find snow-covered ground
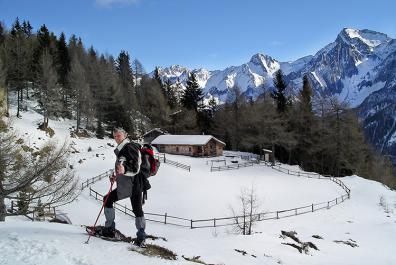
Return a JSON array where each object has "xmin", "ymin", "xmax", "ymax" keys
[{"xmin": 1, "ymin": 101, "xmax": 396, "ymax": 265}]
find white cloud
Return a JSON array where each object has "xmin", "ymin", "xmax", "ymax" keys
[{"xmin": 95, "ymin": 0, "xmax": 139, "ymax": 7}]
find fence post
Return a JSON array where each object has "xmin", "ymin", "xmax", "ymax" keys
[
  {"xmin": 312, "ymin": 204, "xmax": 314, "ymax": 212},
  {"xmin": 214, "ymin": 218, "xmax": 216, "ymax": 227},
  {"xmin": 11, "ymin": 201, "xmax": 14, "ymax": 212},
  {"xmin": 295, "ymin": 208, "xmax": 297, "ymax": 215},
  {"xmin": 336, "ymin": 198, "xmax": 338, "ymax": 204},
  {"xmin": 124, "ymin": 204, "xmax": 127, "ymax": 214},
  {"xmin": 327, "ymin": 201, "xmax": 330, "ymax": 209},
  {"xmin": 276, "ymin": 211, "xmax": 279, "ymax": 219},
  {"xmin": 165, "ymin": 213, "xmax": 167, "ymax": 225},
  {"xmin": 190, "ymin": 219, "xmax": 193, "ymax": 229}
]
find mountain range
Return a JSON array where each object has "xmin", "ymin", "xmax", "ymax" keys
[{"xmin": 154, "ymin": 28, "xmax": 396, "ymax": 164}]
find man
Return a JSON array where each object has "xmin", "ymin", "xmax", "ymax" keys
[{"xmin": 102, "ymin": 127, "xmax": 147, "ymax": 247}]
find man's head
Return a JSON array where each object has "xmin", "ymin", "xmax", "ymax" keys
[{"xmin": 113, "ymin": 127, "xmax": 127, "ymax": 145}]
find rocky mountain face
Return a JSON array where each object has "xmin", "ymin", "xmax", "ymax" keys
[{"xmin": 155, "ymin": 28, "xmax": 396, "ymax": 163}]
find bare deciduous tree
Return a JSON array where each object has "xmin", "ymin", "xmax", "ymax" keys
[
  {"xmin": 230, "ymin": 185, "xmax": 261, "ymax": 235},
  {"xmin": 0, "ymin": 127, "xmax": 79, "ymax": 221}
]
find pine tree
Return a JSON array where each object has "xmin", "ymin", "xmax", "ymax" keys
[
  {"xmin": 271, "ymin": 69, "xmax": 290, "ymax": 113},
  {"xmin": 22, "ymin": 20, "xmax": 32, "ymax": 37},
  {"xmin": 6, "ymin": 18, "xmax": 29, "ymax": 117},
  {"xmin": 56, "ymin": 32, "xmax": 70, "ymax": 88},
  {"xmin": 164, "ymin": 78, "xmax": 178, "ymax": 109},
  {"xmin": 181, "ymin": 72, "xmax": 203, "ymax": 112},
  {"xmin": 0, "ymin": 22, "xmax": 5, "ymax": 45},
  {"xmin": 116, "ymin": 50, "xmax": 135, "ymax": 106}
]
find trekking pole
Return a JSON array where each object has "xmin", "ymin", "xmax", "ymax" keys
[{"xmin": 85, "ymin": 174, "xmax": 116, "ymax": 244}]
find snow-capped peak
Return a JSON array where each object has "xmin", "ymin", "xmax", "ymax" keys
[
  {"xmin": 338, "ymin": 28, "xmax": 391, "ymax": 48},
  {"xmin": 160, "ymin": 64, "xmax": 190, "ymax": 77},
  {"xmin": 249, "ymin": 53, "xmax": 280, "ymax": 75}
]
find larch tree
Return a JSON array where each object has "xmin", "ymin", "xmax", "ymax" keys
[
  {"xmin": 38, "ymin": 49, "xmax": 62, "ymax": 129},
  {"xmin": 68, "ymin": 56, "xmax": 89, "ymax": 133}
]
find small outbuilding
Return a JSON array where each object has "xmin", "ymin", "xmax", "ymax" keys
[{"xmin": 151, "ymin": 135, "xmax": 226, "ymax": 157}]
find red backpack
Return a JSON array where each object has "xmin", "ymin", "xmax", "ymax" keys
[{"xmin": 140, "ymin": 144, "xmax": 160, "ymax": 177}]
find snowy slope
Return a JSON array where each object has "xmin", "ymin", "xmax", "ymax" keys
[{"xmin": 1, "ymin": 101, "xmax": 396, "ymax": 265}]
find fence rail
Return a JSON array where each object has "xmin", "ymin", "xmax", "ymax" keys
[
  {"xmin": 156, "ymin": 153, "xmax": 191, "ymax": 172},
  {"xmin": 81, "ymin": 169, "xmax": 114, "ymax": 190},
  {"xmin": 89, "ymin": 187, "xmax": 191, "ymax": 228},
  {"xmin": 6, "ymin": 200, "xmax": 58, "ymax": 221},
  {"xmin": 210, "ymin": 161, "xmax": 258, "ymax": 172},
  {"xmin": 270, "ymin": 164, "xmax": 351, "ymax": 196}
]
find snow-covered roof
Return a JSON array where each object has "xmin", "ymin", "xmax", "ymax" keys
[
  {"xmin": 152, "ymin": 135, "xmax": 226, "ymax": 146},
  {"xmin": 143, "ymin": 128, "xmax": 167, "ymax": 137}
]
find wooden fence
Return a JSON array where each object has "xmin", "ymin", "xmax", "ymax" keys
[
  {"xmin": 210, "ymin": 161, "xmax": 258, "ymax": 172},
  {"xmin": 88, "ymin": 169, "xmax": 350, "ymax": 229},
  {"xmin": 7, "ymin": 200, "xmax": 58, "ymax": 221},
  {"xmin": 89, "ymin": 187, "xmax": 191, "ymax": 228},
  {"xmin": 270, "ymin": 164, "xmax": 351, "ymax": 195},
  {"xmin": 156, "ymin": 153, "xmax": 191, "ymax": 172},
  {"xmin": 81, "ymin": 169, "xmax": 114, "ymax": 190}
]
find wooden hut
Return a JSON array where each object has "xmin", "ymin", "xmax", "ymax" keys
[{"xmin": 151, "ymin": 135, "xmax": 225, "ymax": 157}]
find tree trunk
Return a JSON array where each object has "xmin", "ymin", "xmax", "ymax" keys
[
  {"xmin": 5, "ymin": 84, "xmax": 9, "ymax": 117},
  {"xmin": 76, "ymin": 102, "xmax": 81, "ymax": 133},
  {"xmin": 17, "ymin": 89, "xmax": 20, "ymax": 117},
  {"xmin": 0, "ymin": 195, "xmax": 6, "ymax": 222}
]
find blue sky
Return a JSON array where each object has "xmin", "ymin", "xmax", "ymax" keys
[{"xmin": 1, "ymin": 0, "xmax": 395, "ymax": 72}]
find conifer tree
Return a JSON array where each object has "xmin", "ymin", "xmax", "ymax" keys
[
  {"xmin": 56, "ymin": 32, "xmax": 70, "ymax": 88},
  {"xmin": 116, "ymin": 50, "xmax": 135, "ymax": 106},
  {"xmin": 22, "ymin": 20, "xmax": 32, "ymax": 37},
  {"xmin": 0, "ymin": 22, "xmax": 5, "ymax": 45},
  {"xmin": 6, "ymin": 18, "xmax": 29, "ymax": 117},
  {"xmin": 153, "ymin": 66, "xmax": 162, "ymax": 85},
  {"xmin": 164, "ymin": 78, "xmax": 178, "ymax": 109},
  {"xmin": 181, "ymin": 72, "xmax": 203, "ymax": 112},
  {"xmin": 271, "ymin": 69, "xmax": 290, "ymax": 113}
]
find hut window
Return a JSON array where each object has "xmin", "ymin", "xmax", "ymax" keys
[
  {"xmin": 176, "ymin": 147, "xmax": 179, "ymax": 152},
  {"xmin": 189, "ymin": 147, "xmax": 191, "ymax": 152}
]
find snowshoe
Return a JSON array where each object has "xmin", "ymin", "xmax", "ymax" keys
[{"xmin": 85, "ymin": 225, "xmax": 132, "ymax": 242}]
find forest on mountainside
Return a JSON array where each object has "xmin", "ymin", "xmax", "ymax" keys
[{"xmin": 0, "ymin": 18, "xmax": 394, "ymax": 188}]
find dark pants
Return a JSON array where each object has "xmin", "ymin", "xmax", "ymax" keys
[{"xmin": 104, "ymin": 188, "xmax": 144, "ymax": 217}]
